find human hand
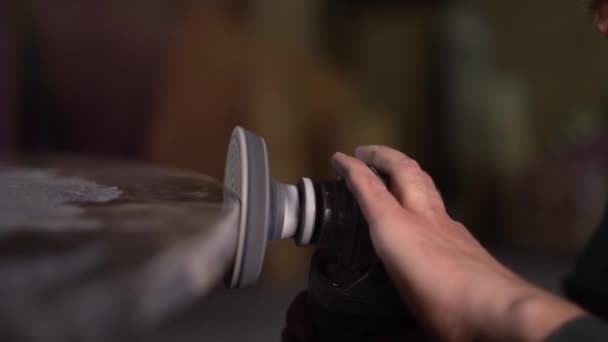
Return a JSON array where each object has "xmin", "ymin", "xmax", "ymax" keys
[{"xmin": 330, "ymin": 146, "xmax": 585, "ymax": 341}]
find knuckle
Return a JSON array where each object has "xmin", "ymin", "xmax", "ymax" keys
[
  {"xmin": 349, "ymin": 161, "xmax": 366, "ymax": 177},
  {"xmin": 341, "ymin": 164, "xmax": 354, "ymax": 178},
  {"xmin": 356, "ymin": 173, "xmax": 397, "ymax": 203},
  {"xmin": 370, "ymin": 208, "xmax": 405, "ymax": 229},
  {"xmin": 376, "ymin": 145, "xmax": 411, "ymax": 162},
  {"xmin": 376, "ymin": 145, "xmax": 399, "ymax": 155},
  {"xmin": 409, "ymin": 159, "xmax": 422, "ymax": 170},
  {"xmin": 342, "ymin": 159, "xmax": 367, "ymax": 181},
  {"xmin": 421, "ymin": 172, "xmax": 441, "ymax": 193},
  {"xmin": 361, "ymin": 172, "xmax": 382, "ymax": 189},
  {"xmin": 368, "ymin": 146, "xmax": 380, "ymax": 165},
  {"xmin": 339, "ymin": 167, "xmax": 358, "ymax": 185},
  {"xmin": 410, "ymin": 177, "xmax": 428, "ymax": 194},
  {"xmin": 420, "ymin": 170, "xmax": 433, "ymax": 183},
  {"xmin": 397, "ymin": 158, "xmax": 420, "ymax": 171}
]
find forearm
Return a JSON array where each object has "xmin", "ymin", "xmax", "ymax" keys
[{"xmin": 479, "ymin": 278, "xmax": 586, "ymax": 342}]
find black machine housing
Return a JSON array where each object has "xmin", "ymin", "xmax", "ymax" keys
[{"xmin": 303, "ymin": 175, "xmax": 414, "ymax": 341}]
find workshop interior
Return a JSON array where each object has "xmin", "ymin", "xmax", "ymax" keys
[{"xmin": 1, "ymin": 0, "xmax": 608, "ymax": 341}]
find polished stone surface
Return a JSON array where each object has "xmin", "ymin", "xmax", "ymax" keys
[{"xmin": 0, "ymin": 157, "xmax": 239, "ymax": 342}]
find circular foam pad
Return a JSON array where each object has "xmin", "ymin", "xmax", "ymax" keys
[{"xmin": 224, "ymin": 127, "xmax": 270, "ymax": 288}]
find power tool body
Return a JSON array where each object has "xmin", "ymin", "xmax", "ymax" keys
[{"xmin": 224, "ymin": 127, "xmax": 412, "ymax": 341}]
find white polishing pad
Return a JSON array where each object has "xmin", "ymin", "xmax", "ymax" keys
[{"xmin": 224, "ymin": 127, "xmax": 270, "ymax": 288}]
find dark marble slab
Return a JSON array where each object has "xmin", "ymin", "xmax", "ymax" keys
[{"xmin": 0, "ymin": 156, "xmax": 240, "ymax": 342}]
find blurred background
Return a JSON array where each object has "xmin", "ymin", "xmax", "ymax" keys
[{"xmin": 1, "ymin": 0, "xmax": 608, "ymax": 340}]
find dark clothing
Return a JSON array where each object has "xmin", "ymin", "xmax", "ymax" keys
[
  {"xmin": 564, "ymin": 210, "xmax": 608, "ymax": 319},
  {"xmin": 549, "ymin": 204, "xmax": 608, "ymax": 340},
  {"xmin": 548, "ymin": 316, "xmax": 608, "ymax": 341}
]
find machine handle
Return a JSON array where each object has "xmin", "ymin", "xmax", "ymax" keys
[
  {"xmin": 306, "ymin": 166, "xmax": 408, "ymax": 341},
  {"xmin": 308, "ymin": 301, "xmax": 406, "ymax": 342}
]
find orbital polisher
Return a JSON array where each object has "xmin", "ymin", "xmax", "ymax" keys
[{"xmin": 224, "ymin": 127, "xmax": 413, "ymax": 341}]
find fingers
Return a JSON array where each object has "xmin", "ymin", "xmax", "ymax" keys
[
  {"xmin": 332, "ymin": 152, "xmax": 402, "ymax": 223},
  {"xmin": 354, "ymin": 145, "xmax": 444, "ymax": 212}
]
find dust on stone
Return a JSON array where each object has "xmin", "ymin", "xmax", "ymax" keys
[{"xmin": 0, "ymin": 168, "xmax": 123, "ymax": 232}]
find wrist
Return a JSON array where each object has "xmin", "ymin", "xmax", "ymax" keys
[{"xmin": 477, "ymin": 277, "xmax": 585, "ymax": 341}]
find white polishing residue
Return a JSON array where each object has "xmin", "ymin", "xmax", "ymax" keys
[{"xmin": 0, "ymin": 168, "xmax": 122, "ymax": 233}]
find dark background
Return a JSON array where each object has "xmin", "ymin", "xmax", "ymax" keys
[{"xmin": 1, "ymin": 0, "xmax": 608, "ymax": 340}]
